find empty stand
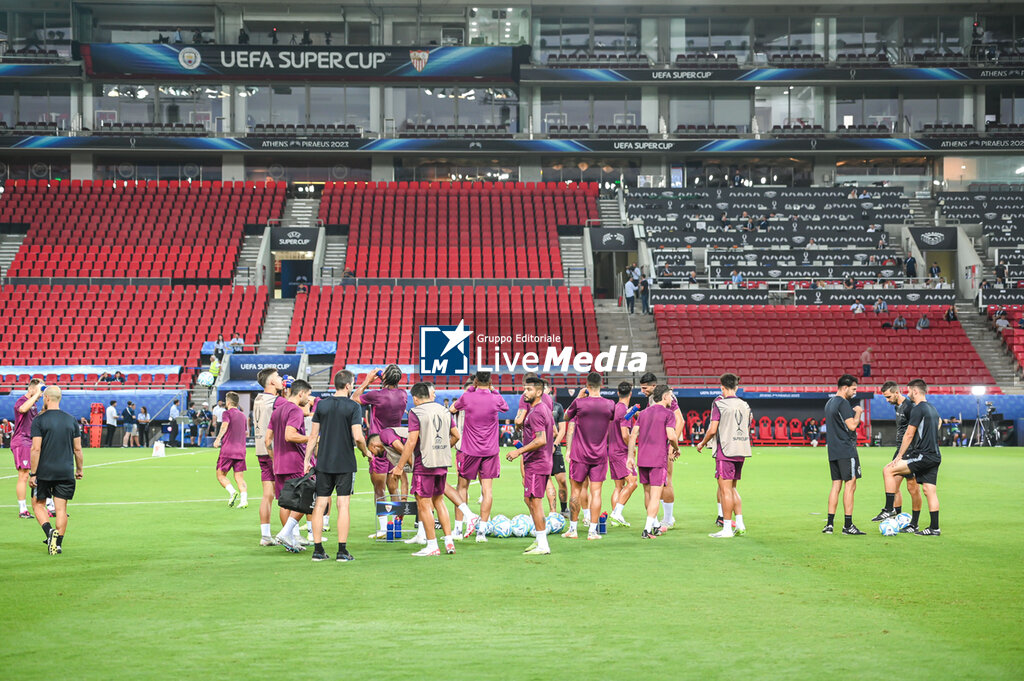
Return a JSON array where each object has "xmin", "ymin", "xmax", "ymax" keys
[
  {"xmin": 290, "ymin": 284, "xmax": 599, "ymax": 385},
  {"xmin": 0, "ymin": 284, "xmax": 268, "ymax": 388},
  {"xmin": 318, "ymin": 181, "xmax": 598, "ymax": 279},
  {"xmin": 655, "ymin": 305, "xmax": 996, "ymax": 388},
  {"xmin": 399, "ymin": 123, "xmax": 510, "ymax": 138},
  {"xmin": 0, "ymin": 179, "xmax": 285, "ymax": 280}
]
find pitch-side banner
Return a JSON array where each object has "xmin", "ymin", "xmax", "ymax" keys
[
  {"xmin": 228, "ymin": 355, "xmax": 301, "ymax": 381},
  {"xmin": 651, "ymin": 289, "xmax": 771, "ymax": 305},
  {"xmin": 794, "ymin": 289, "xmax": 956, "ymax": 305},
  {"xmin": 79, "ymin": 44, "xmax": 522, "ymax": 82}
]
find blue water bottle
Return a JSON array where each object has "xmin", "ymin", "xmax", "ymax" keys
[
  {"xmin": 513, "ymin": 439, "xmax": 524, "ymax": 449},
  {"xmin": 395, "ymin": 517, "xmax": 403, "ymax": 539},
  {"xmin": 624, "ymin": 405, "xmax": 640, "ymax": 421},
  {"xmin": 386, "ymin": 521, "xmax": 394, "ymax": 542},
  {"xmin": 598, "ymin": 513, "xmax": 608, "ymax": 534},
  {"xmin": 376, "ymin": 369, "xmax": 384, "ymax": 378}
]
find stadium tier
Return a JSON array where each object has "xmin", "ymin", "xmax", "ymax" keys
[
  {"xmin": 0, "ymin": 284, "xmax": 267, "ymax": 388},
  {"xmin": 655, "ymin": 305, "xmax": 997, "ymax": 390},
  {"xmin": 939, "ymin": 191, "xmax": 1024, "ymax": 248},
  {"xmin": 290, "ymin": 284, "xmax": 598, "ymax": 384},
  {"xmin": 0, "ymin": 179, "xmax": 285, "ymax": 280},
  {"xmin": 318, "ymin": 181, "xmax": 598, "ymax": 278}
]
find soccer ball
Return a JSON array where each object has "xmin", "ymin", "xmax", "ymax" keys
[
  {"xmin": 810, "ymin": 439, "xmax": 819, "ymax": 447},
  {"xmin": 895, "ymin": 512, "xmax": 912, "ymax": 530},
  {"xmin": 879, "ymin": 518, "xmax": 900, "ymax": 536},
  {"xmin": 196, "ymin": 371, "xmax": 216, "ymax": 387},
  {"xmin": 510, "ymin": 514, "xmax": 532, "ymax": 537},
  {"xmin": 544, "ymin": 512, "xmax": 566, "ymax": 535},
  {"xmin": 489, "ymin": 514, "xmax": 512, "ymax": 538}
]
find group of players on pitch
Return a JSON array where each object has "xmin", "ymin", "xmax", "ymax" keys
[
  {"xmin": 213, "ymin": 365, "xmax": 757, "ymax": 560},
  {"xmin": 823, "ymin": 374, "xmax": 943, "ymax": 536}
]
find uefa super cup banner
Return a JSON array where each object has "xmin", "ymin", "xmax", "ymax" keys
[
  {"xmin": 228, "ymin": 355, "xmax": 301, "ymax": 381},
  {"xmin": 271, "ymin": 226, "xmax": 319, "ymax": 251},
  {"xmin": 909, "ymin": 227, "xmax": 958, "ymax": 251},
  {"xmin": 651, "ymin": 289, "xmax": 771, "ymax": 305},
  {"xmin": 79, "ymin": 44, "xmax": 523, "ymax": 82},
  {"xmin": 793, "ymin": 289, "xmax": 956, "ymax": 305}
]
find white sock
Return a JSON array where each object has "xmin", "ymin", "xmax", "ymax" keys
[
  {"xmin": 378, "ymin": 516, "xmax": 388, "ymax": 533},
  {"xmin": 645, "ymin": 516, "xmax": 656, "ymax": 532},
  {"xmin": 613, "ymin": 503, "xmax": 624, "ymax": 516},
  {"xmin": 536, "ymin": 529, "xmax": 549, "ymax": 551},
  {"xmin": 293, "ymin": 524, "xmax": 302, "ymax": 540},
  {"xmin": 454, "ymin": 520, "xmax": 463, "ymax": 534},
  {"xmin": 719, "ymin": 523, "xmax": 734, "ymax": 536},
  {"xmin": 735, "ymin": 514, "xmax": 745, "ymax": 530},
  {"xmin": 306, "ymin": 520, "xmax": 313, "ymax": 533},
  {"xmin": 583, "ymin": 509, "xmax": 591, "ymax": 523},
  {"xmin": 663, "ymin": 502, "xmax": 674, "ymax": 521},
  {"xmin": 589, "ymin": 523, "xmax": 599, "ymax": 535},
  {"xmin": 323, "ymin": 515, "xmax": 329, "ymax": 527},
  {"xmin": 261, "ymin": 523, "xmax": 271, "ymax": 538},
  {"xmin": 426, "ymin": 538, "xmax": 438, "ymax": 551},
  {"xmin": 416, "ymin": 521, "xmax": 426, "ymax": 540},
  {"xmin": 225, "ymin": 484, "xmax": 237, "ymax": 496},
  {"xmin": 46, "ymin": 498, "xmax": 54, "ymax": 511},
  {"xmin": 717, "ymin": 503, "xmax": 723, "ymax": 516},
  {"xmin": 18, "ymin": 499, "xmax": 27, "ymax": 513},
  {"xmin": 569, "ymin": 520, "xmax": 578, "ymax": 533},
  {"xmin": 476, "ymin": 520, "xmax": 486, "ymax": 535},
  {"xmin": 240, "ymin": 492, "xmax": 247, "ymax": 504},
  {"xmin": 457, "ymin": 503, "xmax": 474, "ymax": 518},
  {"xmin": 279, "ymin": 517, "xmax": 298, "ymax": 537}
]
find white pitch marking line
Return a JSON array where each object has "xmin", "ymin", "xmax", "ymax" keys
[{"xmin": 0, "ymin": 450, "xmax": 201, "ymax": 480}]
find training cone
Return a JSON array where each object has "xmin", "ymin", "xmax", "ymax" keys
[{"xmin": 152, "ymin": 441, "xmax": 166, "ymax": 458}]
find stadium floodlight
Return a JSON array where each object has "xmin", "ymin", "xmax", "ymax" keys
[
  {"xmin": 1015, "ymin": 166, "xmax": 1024, "ymax": 175},
  {"xmin": 971, "ymin": 385, "xmax": 987, "ymax": 396}
]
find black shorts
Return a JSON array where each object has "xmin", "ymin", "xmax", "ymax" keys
[
  {"xmin": 551, "ymin": 449, "xmax": 565, "ymax": 476},
  {"xmin": 829, "ymin": 456, "xmax": 861, "ymax": 481},
  {"xmin": 34, "ymin": 479, "xmax": 75, "ymax": 501},
  {"xmin": 904, "ymin": 455, "xmax": 940, "ymax": 486},
  {"xmin": 315, "ymin": 471, "xmax": 354, "ymax": 497}
]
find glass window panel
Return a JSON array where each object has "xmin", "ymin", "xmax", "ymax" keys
[
  {"xmin": 561, "ymin": 18, "xmax": 590, "ymax": 52},
  {"xmin": 18, "ymin": 83, "xmax": 71, "ymax": 127},
  {"xmin": 668, "ymin": 88, "xmax": 711, "ymax": 128},
  {"xmin": 753, "ymin": 17, "xmax": 788, "ymax": 58},
  {"xmin": 835, "ymin": 17, "xmax": 866, "ymax": 56},
  {"xmin": 938, "ymin": 16, "xmax": 970, "ymax": 51},
  {"xmin": 309, "ymin": 86, "xmax": 371, "ymax": 129},
  {"xmin": 685, "ymin": 18, "xmax": 710, "ymax": 53},
  {"xmin": 754, "ymin": 87, "xmax": 790, "ymax": 130},
  {"xmin": 938, "ymin": 87, "xmax": 973, "ymax": 126},
  {"xmin": 865, "ymin": 87, "xmax": 899, "ymax": 131},
  {"xmin": 903, "ymin": 88, "xmax": 938, "ymax": 131},
  {"xmin": 789, "ymin": 86, "xmax": 823, "ymax": 126},
  {"xmin": 669, "ymin": 18, "xmax": 687, "ymax": 57},
  {"xmin": 711, "ymin": 17, "xmax": 749, "ymax": 62},
  {"xmin": 269, "ymin": 85, "xmax": 306, "ymax": 126},
  {"xmin": 712, "ymin": 88, "xmax": 750, "ymax": 130},
  {"xmin": 835, "ymin": 86, "xmax": 862, "ymax": 128},
  {"xmin": 593, "ymin": 89, "xmax": 640, "ymax": 127},
  {"xmin": 0, "ymin": 84, "xmax": 14, "ymax": 127},
  {"xmin": 159, "ymin": 85, "xmax": 222, "ymax": 130},
  {"xmin": 540, "ymin": 90, "xmax": 590, "ymax": 129},
  {"xmin": 244, "ymin": 85, "xmax": 271, "ymax": 129},
  {"xmin": 537, "ymin": 19, "xmax": 561, "ymax": 59},
  {"xmin": 864, "ymin": 17, "xmax": 898, "ymax": 58},
  {"xmin": 904, "ymin": 16, "xmax": 938, "ymax": 58}
]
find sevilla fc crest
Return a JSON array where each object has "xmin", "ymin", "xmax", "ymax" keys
[{"xmin": 409, "ymin": 50, "xmax": 429, "ymax": 72}]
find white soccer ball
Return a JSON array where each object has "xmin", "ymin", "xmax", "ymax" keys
[
  {"xmin": 510, "ymin": 514, "xmax": 532, "ymax": 537},
  {"xmin": 489, "ymin": 514, "xmax": 512, "ymax": 538},
  {"xmin": 196, "ymin": 371, "xmax": 216, "ymax": 387},
  {"xmin": 895, "ymin": 512, "xmax": 912, "ymax": 530},
  {"xmin": 879, "ymin": 518, "xmax": 900, "ymax": 536},
  {"xmin": 810, "ymin": 439, "xmax": 819, "ymax": 447},
  {"xmin": 544, "ymin": 512, "xmax": 565, "ymax": 534}
]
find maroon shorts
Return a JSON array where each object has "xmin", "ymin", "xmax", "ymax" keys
[
  {"xmin": 216, "ymin": 455, "xmax": 246, "ymax": 473},
  {"xmin": 458, "ymin": 454, "xmax": 500, "ymax": 480},
  {"xmin": 608, "ymin": 453, "xmax": 633, "ymax": 481},
  {"xmin": 411, "ymin": 472, "xmax": 447, "ymax": 498},
  {"xmin": 522, "ymin": 470, "xmax": 549, "ymax": 499},
  {"xmin": 274, "ymin": 472, "xmax": 302, "ymax": 499},
  {"xmin": 715, "ymin": 457, "xmax": 744, "ymax": 481},
  {"xmin": 11, "ymin": 441, "xmax": 31, "ymax": 470},
  {"xmin": 569, "ymin": 458, "xmax": 607, "ymax": 484},
  {"xmin": 258, "ymin": 456, "xmax": 274, "ymax": 483},
  {"xmin": 369, "ymin": 455, "xmax": 392, "ymax": 475},
  {"xmin": 638, "ymin": 466, "xmax": 667, "ymax": 487}
]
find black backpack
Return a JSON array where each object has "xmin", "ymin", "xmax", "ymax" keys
[{"xmin": 278, "ymin": 471, "xmax": 316, "ymax": 514}]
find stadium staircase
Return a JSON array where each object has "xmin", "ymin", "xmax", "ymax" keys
[
  {"xmin": 560, "ymin": 235, "xmax": 588, "ymax": 286},
  {"xmin": 593, "ymin": 298, "xmax": 665, "ymax": 383},
  {"xmin": 907, "ymin": 196, "xmax": 938, "ymax": 227},
  {"xmin": 322, "ymin": 234, "xmax": 347, "ymax": 282},
  {"xmin": 257, "ymin": 298, "xmax": 295, "ymax": 353},
  {"xmin": 955, "ymin": 302, "xmax": 1023, "ymax": 392},
  {"xmin": 283, "ymin": 197, "xmax": 320, "ymax": 227},
  {"xmin": 599, "ymin": 198, "xmax": 623, "ymax": 227},
  {"xmin": 0, "ymin": 232, "xmax": 23, "ymax": 278},
  {"xmin": 233, "ymin": 233, "xmax": 262, "ymax": 286}
]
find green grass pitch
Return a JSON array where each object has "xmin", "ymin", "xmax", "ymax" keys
[{"xmin": 1, "ymin": 444, "xmax": 1022, "ymax": 680}]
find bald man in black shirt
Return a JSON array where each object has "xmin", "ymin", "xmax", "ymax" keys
[{"xmin": 29, "ymin": 386, "xmax": 83, "ymax": 555}]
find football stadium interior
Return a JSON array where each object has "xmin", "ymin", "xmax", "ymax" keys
[{"xmin": 1, "ymin": 1, "xmax": 1023, "ymax": 678}]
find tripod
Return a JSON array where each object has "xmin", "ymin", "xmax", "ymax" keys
[{"xmin": 968, "ymin": 399, "xmax": 995, "ymax": 446}]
